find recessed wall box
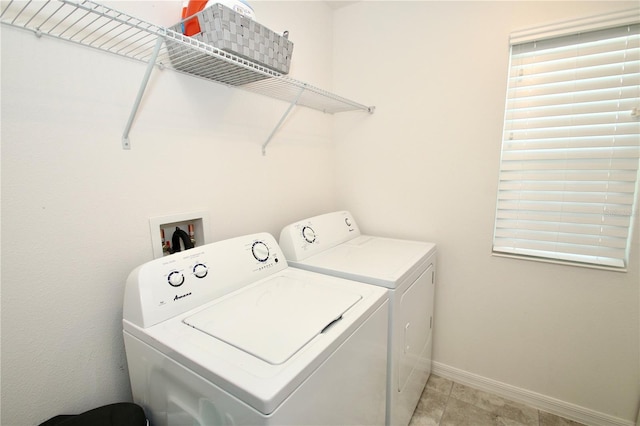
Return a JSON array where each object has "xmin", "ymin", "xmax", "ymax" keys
[{"xmin": 149, "ymin": 211, "xmax": 211, "ymax": 258}]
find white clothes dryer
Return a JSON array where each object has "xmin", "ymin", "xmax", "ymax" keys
[
  {"xmin": 123, "ymin": 232, "xmax": 388, "ymax": 426},
  {"xmin": 279, "ymin": 211, "xmax": 437, "ymax": 426}
]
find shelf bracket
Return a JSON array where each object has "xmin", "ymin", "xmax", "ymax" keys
[
  {"xmin": 122, "ymin": 37, "xmax": 164, "ymax": 149},
  {"xmin": 261, "ymin": 85, "xmax": 306, "ymax": 156}
]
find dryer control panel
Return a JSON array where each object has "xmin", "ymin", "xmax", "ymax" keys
[
  {"xmin": 124, "ymin": 232, "xmax": 287, "ymax": 328},
  {"xmin": 279, "ymin": 211, "xmax": 360, "ymax": 261}
]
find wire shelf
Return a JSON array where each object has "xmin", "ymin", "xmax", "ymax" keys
[{"xmin": 1, "ymin": 0, "xmax": 374, "ymax": 115}]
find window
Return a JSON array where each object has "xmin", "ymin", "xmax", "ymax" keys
[{"xmin": 493, "ymin": 10, "xmax": 640, "ymax": 270}]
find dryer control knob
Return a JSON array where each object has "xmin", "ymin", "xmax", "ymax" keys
[
  {"xmin": 302, "ymin": 226, "xmax": 316, "ymax": 243},
  {"xmin": 252, "ymin": 241, "xmax": 269, "ymax": 262},
  {"xmin": 167, "ymin": 270, "xmax": 185, "ymax": 287},
  {"xmin": 193, "ymin": 263, "xmax": 208, "ymax": 278}
]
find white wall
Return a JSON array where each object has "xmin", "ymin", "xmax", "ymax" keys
[
  {"xmin": 333, "ymin": 1, "xmax": 639, "ymax": 424},
  {"xmin": 0, "ymin": 2, "xmax": 341, "ymax": 424}
]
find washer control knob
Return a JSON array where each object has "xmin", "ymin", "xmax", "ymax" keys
[
  {"xmin": 302, "ymin": 226, "xmax": 316, "ymax": 243},
  {"xmin": 168, "ymin": 270, "xmax": 185, "ymax": 287},
  {"xmin": 193, "ymin": 263, "xmax": 208, "ymax": 278},
  {"xmin": 345, "ymin": 217, "xmax": 352, "ymax": 227},
  {"xmin": 252, "ymin": 241, "xmax": 269, "ymax": 262}
]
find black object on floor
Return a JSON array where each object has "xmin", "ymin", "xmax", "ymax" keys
[{"xmin": 39, "ymin": 403, "xmax": 146, "ymax": 426}]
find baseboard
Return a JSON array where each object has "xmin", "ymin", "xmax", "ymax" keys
[{"xmin": 431, "ymin": 361, "xmax": 634, "ymax": 426}]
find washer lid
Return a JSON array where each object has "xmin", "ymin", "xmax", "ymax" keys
[{"xmin": 183, "ymin": 275, "xmax": 362, "ymax": 365}]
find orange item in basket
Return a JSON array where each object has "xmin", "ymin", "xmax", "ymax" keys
[{"xmin": 184, "ymin": 0, "xmax": 208, "ymax": 36}]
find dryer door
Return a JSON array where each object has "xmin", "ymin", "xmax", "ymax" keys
[{"xmin": 398, "ymin": 264, "xmax": 434, "ymax": 391}]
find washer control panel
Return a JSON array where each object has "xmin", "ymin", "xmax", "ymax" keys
[
  {"xmin": 279, "ymin": 211, "xmax": 360, "ymax": 261},
  {"xmin": 124, "ymin": 232, "xmax": 287, "ymax": 328}
]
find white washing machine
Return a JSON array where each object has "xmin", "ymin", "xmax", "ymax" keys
[
  {"xmin": 279, "ymin": 211, "xmax": 437, "ymax": 426},
  {"xmin": 123, "ymin": 232, "xmax": 389, "ymax": 426}
]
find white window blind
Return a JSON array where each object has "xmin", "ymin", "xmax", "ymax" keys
[{"xmin": 493, "ymin": 18, "xmax": 640, "ymax": 270}]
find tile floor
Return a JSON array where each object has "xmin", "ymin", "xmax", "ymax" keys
[{"xmin": 409, "ymin": 375, "xmax": 587, "ymax": 426}]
